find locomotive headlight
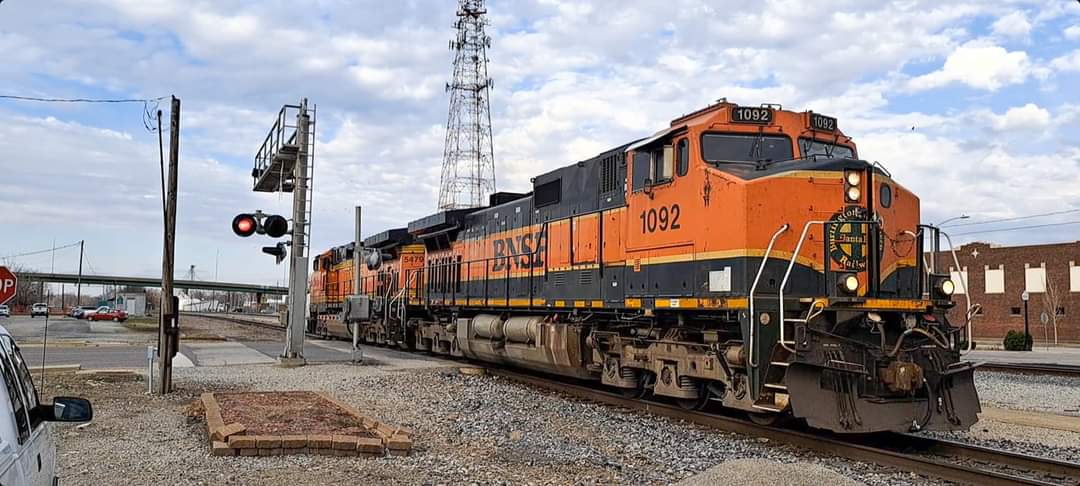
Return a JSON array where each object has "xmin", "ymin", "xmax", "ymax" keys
[
  {"xmin": 845, "ymin": 171, "xmax": 861, "ymax": 186},
  {"xmin": 939, "ymin": 278, "xmax": 956, "ymax": 296},
  {"xmin": 846, "ymin": 186, "xmax": 861, "ymax": 202},
  {"xmin": 838, "ymin": 273, "xmax": 859, "ymax": 293},
  {"xmin": 931, "ymin": 274, "xmax": 956, "ymax": 298}
]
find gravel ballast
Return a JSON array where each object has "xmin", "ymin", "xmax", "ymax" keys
[
  {"xmin": 45, "ymin": 353, "xmax": 933, "ymax": 485},
  {"xmin": 974, "ymin": 370, "xmax": 1080, "ymax": 417},
  {"xmin": 919, "ymin": 370, "xmax": 1080, "ymax": 463}
]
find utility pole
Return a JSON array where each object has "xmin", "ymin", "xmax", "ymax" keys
[
  {"xmin": 159, "ymin": 95, "xmax": 180, "ymax": 394},
  {"xmin": 75, "ymin": 240, "xmax": 84, "ymax": 305},
  {"xmin": 353, "ymin": 205, "xmax": 362, "ymax": 360},
  {"xmin": 281, "ymin": 100, "xmax": 311, "ymax": 365}
]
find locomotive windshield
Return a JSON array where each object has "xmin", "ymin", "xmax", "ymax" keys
[
  {"xmin": 799, "ymin": 138, "xmax": 855, "ymax": 159},
  {"xmin": 701, "ymin": 133, "xmax": 793, "ymax": 164}
]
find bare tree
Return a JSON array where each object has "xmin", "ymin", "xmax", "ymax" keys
[{"xmin": 1042, "ymin": 272, "xmax": 1062, "ymax": 346}]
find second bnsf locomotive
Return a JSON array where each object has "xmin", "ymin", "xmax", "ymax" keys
[{"xmin": 310, "ymin": 101, "xmax": 980, "ymax": 434}]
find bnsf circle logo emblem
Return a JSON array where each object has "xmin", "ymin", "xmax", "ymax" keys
[{"xmin": 828, "ymin": 206, "xmax": 870, "ymax": 271}]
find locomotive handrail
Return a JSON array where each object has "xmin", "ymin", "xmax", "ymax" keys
[
  {"xmin": 939, "ymin": 229, "xmax": 975, "ymax": 354},
  {"xmin": 748, "ymin": 223, "xmax": 789, "ymax": 369},
  {"xmin": 778, "ymin": 219, "xmax": 880, "ymax": 354},
  {"xmin": 778, "ymin": 220, "xmax": 828, "ymax": 353}
]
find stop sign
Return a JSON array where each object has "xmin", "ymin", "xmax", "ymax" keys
[{"xmin": 0, "ymin": 267, "xmax": 16, "ymax": 305}]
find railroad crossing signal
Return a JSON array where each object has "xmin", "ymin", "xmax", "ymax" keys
[
  {"xmin": 232, "ymin": 211, "xmax": 291, "ymax": 264},
  {"xmin": 231, "ymin": 211, "xmax": 290, "ymax": 238},
  {"xmin": 232, "ymin": 213, "xmax": 258, "ymax": 237},
  {"xmin": 0, "ymin": 266, "xmax": 16, "ymax": 305}
]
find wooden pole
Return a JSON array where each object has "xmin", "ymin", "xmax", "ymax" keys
[{"xmin": 159, "ymin": 96, "xmax": 180, "ymax": 394}]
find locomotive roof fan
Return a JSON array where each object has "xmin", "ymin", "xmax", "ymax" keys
[{"xmin": 365, "ymin": 248, "xmax": 392, "ymax": 270}]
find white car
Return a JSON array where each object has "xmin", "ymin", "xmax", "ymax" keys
[
  {"xmin": 0, "ymin": 325, "xmax": 92, "ymax": 485},
  {"xmin": 0, "ymin": 306, "xmax": 9, "ymax": 318},
  {"xmin": 30, "ymin": 304, "xmax": 48, "ymax": 318}
]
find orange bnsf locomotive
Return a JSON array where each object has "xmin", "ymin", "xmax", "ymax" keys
[{"xmin": 310, "ymin": 101, "xmax": 980, "ymax": 434}]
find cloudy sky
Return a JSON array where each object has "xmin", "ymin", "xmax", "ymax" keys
[{"xmin": 1, "ymin": 0, "xmax": 1078, "ymax": 285}]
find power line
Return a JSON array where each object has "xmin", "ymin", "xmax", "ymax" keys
[
  {"xmin": 951, "ymin": 220, "xmax": 1080, "ymax": 236},
  {"xmin": 0, "ymin": 241, "xmax": 82, "ymax": 259},
  {"xmin": 943, "ymin": 208, "xmax": 1080, "ymax": 228},
  {"xmin": 0, "ymin": 94, "xmax": 168, "ymax": 103}
]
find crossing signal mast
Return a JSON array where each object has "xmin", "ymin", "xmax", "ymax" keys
[
  {"xmin": 438, "ymin": 0, "xmax": 497, "ymax": 210},
  {"xmin": 238, "ymin": 99, "xmax": 316, "ymax": 366}
]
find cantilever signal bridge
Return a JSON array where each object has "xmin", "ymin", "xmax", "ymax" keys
[{"xmin": 18, "ymin": 272, "xmax": 288, "ymax": 295}]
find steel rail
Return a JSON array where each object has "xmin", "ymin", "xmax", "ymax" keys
[
  {"xmin": 488, "ymin": 368, "xmax": 1080, "ymax": 486},
  {"xmin": 978, "ymin": 362, "xmax": 1080, "ymax": 377}
]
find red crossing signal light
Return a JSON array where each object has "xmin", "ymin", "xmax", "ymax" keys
[{"xmin": 232, "ymin": 214, "xmax": 258, "ymax": 237}]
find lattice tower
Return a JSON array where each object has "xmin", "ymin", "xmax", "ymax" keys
[{"xmin": 438, "ymin": 0, "xmax": 496, "ymax": 210}]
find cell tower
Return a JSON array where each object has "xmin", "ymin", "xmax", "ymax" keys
[{"xmin": 438, "ymin": 0, "xmax": 496, "ymax": 210}]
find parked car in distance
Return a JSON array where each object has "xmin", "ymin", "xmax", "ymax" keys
[
  {"xmin": 74, "ymin": 306, "xmax": 100, "ymax": 320},
  {"xmin": 87, "ymin": 307, "xmax": 127, "ymax": 322},
  {"xmin": 0, "ymin": 306, "xmax": 9, "ymax": 318},
  {"xmin": 0, "ymin": 324, "xmax": 93, "ymax": 485},
  {"xmin": 30, "ymin": 304, "xmax": 48, "ymax": 318}
]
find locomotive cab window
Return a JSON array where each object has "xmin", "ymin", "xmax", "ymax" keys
[
  {"xmin": 798, "ymin": 138, "xmax": 855, "ymax": 159},
  {"xmin": 676, "ymin": 139, "xmax": 689, "ymax": 176},
  {"xmin": 701, "ymin": 133, "xmax": 793, "ymax": 164},
  {"xmin": 653, "ymin": 145, "xmax": 673, "ymax": 184},
  {"xmin": 632, "ymin": 151, "xmax": 651, "ymax": 191}
]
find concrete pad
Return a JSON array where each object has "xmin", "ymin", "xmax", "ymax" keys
[
  {"xmin": 181, "ymin": 342, "xmax": 276, "ymax": 367},
  {"xmin": 173, "ymin": 352, "xmax": 195, "ymax": 368},
  {"xmin": 980, "ymin": 406, "xmax": 1080, "ymax": 434}
]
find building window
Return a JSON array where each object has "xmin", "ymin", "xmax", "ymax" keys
[
  {"xmin": 1025, "ymin": 264, "xmax": 1046, "ymax": 293},
  {"xmin": 1071, "ymin": 262, "xmax": 1080, "ymax": 292},
  {"xmin": 1057, "ymin": 307, "xmax": 1066, "ymax": 316},
  {"xmin": 1010, "ymin": 307, "xmax": 1021, "ymax": 316},
  {"xmin": 985, "ymin": 266, "xmax": 1004, "ymax": 294},
  {"xmin": 949, "ymin": 267, "xmax": 968, "ymax": 295}
]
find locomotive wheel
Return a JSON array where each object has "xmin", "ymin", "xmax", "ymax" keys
[
  {"xmin": 676, "ymin": 383, "xmax": 711, "ymax": 411},
  {"xmin": 619, "ymin": 382, "xmax": 649, "ymax": 399},
  {"xmin": 747, "ymin": 412, "xmax": 784, "ymax": 426}
]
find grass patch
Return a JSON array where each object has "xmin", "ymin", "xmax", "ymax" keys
[{"xmin": 124, "ymin": 316, "xmax": 159, "ymax": 332}]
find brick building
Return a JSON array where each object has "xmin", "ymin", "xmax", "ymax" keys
[{"xmin": 934, "ymin": 241, "xmax": 1080, "ymax": 345}]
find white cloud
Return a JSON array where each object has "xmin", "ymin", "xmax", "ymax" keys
[
  {"xmin": 990, "ymin": 103, "xmax": 1051, "ymax": 132},
  {"xmin": 1051, "ymin": 50, "xmax": 1080, "ymax": 72},
  {"xmin": 908, "ymin": 41, "xmax": 1032, "ymax": 91},
  {"xmin": 1066, "ymin": 25, "xmax": 1080, "ymax": 40},
  {"xmin": 991, "ymin": 11, "xmax": 1031, "ymax": 38}
]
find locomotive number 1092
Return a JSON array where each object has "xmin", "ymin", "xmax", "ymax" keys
[{"xmin": 639, "ymin": 204, "xmax": 681, "ymax": 233}]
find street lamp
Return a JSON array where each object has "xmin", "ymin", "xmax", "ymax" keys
[
  {"xmin": 935, "ymin": 214, "xmax": 970, "ymax": 227},
  {"xmin": 1021, "ymin": 291, "xmax": 1031, "ymax": 351}
]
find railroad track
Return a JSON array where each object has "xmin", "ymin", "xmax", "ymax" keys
[
  {"xmin": 488, "ymin": 368, "xmax": 1080, "ymax": 486},
  {"xmin": 182, "ymin": 312, "xmax": 286, "ymax": 332},
  {"xmin": 180, "ymin": 312, "xmax": 1080, "ymax": 483},
  {"xmin": 978, "ymin": 362, "xmax": 1080, "ymax": 378}
]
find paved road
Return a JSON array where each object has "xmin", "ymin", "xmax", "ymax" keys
[
  {"xmin": 21, "ymin": 344, "xmax": 152, "ymax": 370},
  {"xmin": 0, "ymin": 315, "xmax": 151, "ymax": 343}
]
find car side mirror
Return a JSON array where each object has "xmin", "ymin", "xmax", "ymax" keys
[{"xmin": 45, "ymin": 397, "xmax": 93, "ymax": 423}]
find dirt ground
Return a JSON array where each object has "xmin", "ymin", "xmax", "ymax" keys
[{"xmin": 215, "ymin": 391, "xmax": 372, "ymax": 437}]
